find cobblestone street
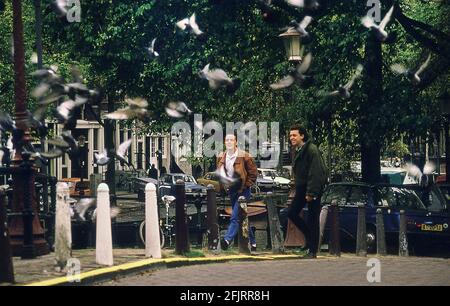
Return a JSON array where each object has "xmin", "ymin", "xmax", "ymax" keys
[{"xmin": 99, "ymin": 255, "xmax": 450, "ymax": 286}]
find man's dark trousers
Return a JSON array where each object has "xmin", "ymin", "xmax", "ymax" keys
[{"xmin": 287, "ymin": 185, "xmax": 321, "ymax": 254}]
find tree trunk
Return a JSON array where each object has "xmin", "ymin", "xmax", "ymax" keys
[{"xmin": 360, "ymin": 31, "xmax": 383, "ymax": 184}]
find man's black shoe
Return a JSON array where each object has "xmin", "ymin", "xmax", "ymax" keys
[
  {"xmin": 251, "ymin": 245, "xmax": 257, "ymax": 252},
  {"xmin": 221, "ymin": 238, "xmax": 230, "ymax": 250}
]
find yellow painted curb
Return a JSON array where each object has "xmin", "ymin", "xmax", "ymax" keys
[{"xmin": 23, "ymin": 253, "xmax": 315, "ymax": 286}]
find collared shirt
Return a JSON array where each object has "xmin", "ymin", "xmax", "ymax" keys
[{"xmin": 225, "ymin": 148, "xmax": 238, "ymax": 178}]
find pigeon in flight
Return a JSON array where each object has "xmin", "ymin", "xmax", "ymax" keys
[
  {"xmin": 391, "ymin": 54, "xmax": 431, "ymax": 85},
  {"xmin": 176, "ymin": 13, "xmax": 204, "ymax": 36},
  {"xmin": 103, "ymin": 97, "xmax": 149, "ymax": 121},
  {"xmin": 146, "ymin": 38, "xmax": 159, "ymax": 59},
  {"xmin": 165, "ymin": 102, "xmax": 192, "ymax": 118},
  {"xmin": 319, "ymin": 64, "xmax": 363, "ymax": 100},
  {"xmin": 95, "ymin": 149, "xmax": 110, "ymax": 166},
  {"xmin": 286, "ymin": 0, "xmax": 320, "ymax": 10},
  {"xmin": 199, "ymin": 64, "xmax": 241, "ymax": 93},
  {"xmin": 361, "ymin": 5, "xmax": 394, "ymax": 42},
  {"xmin": 270, "ymin": 53, "xmax": 312, "ymax": 90}
]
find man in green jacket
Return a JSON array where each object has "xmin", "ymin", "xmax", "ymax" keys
[{"xmin": 288, "ymin": 124, "xmax": 328, "ymax": 258}]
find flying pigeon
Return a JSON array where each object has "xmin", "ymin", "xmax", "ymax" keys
[
  {"xmin": 361, "ymin": 5, "xmax": 394, "ymax": 42},
  {"xmin": 270, "ymin": 53, "xmax": 312, "ymax": 90},
  {"xmin": 176, "ymin": 13, "xmax": 204, "ymax": 36},
  {"xmin": 199, "ymin": 64, "xmax": 240, "ymax": 93},
  {"xmin": 165, "ymin": 102, "xmax": 192, "ymax": 118},
  {"xmin": 391, "ymin": 54, "xmax": 431, "ymax": 85}
]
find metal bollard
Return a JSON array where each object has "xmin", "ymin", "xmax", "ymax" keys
[
  {"xmin": 175, "ymin": 179, "xmax": 190, "ymax": 255},
  {"xmin": 328, "ymin": 201, "xmax": 341, "ymax": 256},
  {"xmin": 145, "ymin": 183, "xmax": 161, "ymax": 258},
  {"xmin": 376, "ymin": 208, "xmax": 387, "ymax": 256},
  {"xmin": 237, "ymin": 196, "xmax": 251, "ymax": 254},
  {"xmin": 0, "ymin": 188, "xmax": 15, "ymax": 284},
  {"xmin": 318, "ymin": 205, "xmax": 329, "ymax": 254},
  {"xmin": 55, "ymin": 183, "xmax": 72, "ymax": 269},
  {"xmin": 206, "ymin": 185, "xmax": 219, "ymax": 251},
  {"xmin": 21, "ymin": 154, "xmax": 37, "ymax": 259},
  {"xmin": 265, "ymin": 192, "xmax": 285, "ymax": 254},
  {"xmin": 96, "ymin": 183, "xmax": 113, "ymax": 266},
  {"xmin": 356, "ymin": 204, "xmax": 367, "ymax": 257},
  {"xmin": 399, "ymin": 210, "xmax": 408, "ymax": 257}
]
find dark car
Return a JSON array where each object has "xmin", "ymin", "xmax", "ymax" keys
[
  {"xmin": 133, "ymin": 177, "xmax": 159, "ymax": 202},
  {"xmin": 320, "ymin": 182, "xmax": 450, "ymax": 253},
  {"xmin": 158, "ymin": 173, "xmax": 208, "ymax": 203}
]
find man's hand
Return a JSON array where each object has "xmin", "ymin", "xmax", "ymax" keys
[{"xmin": 305, "ymin": 195, "xmax": 314, "ymax": 202}]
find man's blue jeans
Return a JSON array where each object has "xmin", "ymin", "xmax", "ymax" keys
[{"xmin": 224, "ymin": 188, "xmax": 256, "ymax": 246}]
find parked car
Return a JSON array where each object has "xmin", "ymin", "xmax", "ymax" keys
[
  {"xmin": 256, "ymin": 174, "xmax": 274, "ymax": 191},
  {"xmin": 320, "ymin": 182, "xmax": 450, "ymax": 253},
  {"xmin": 133, "ymin": 177, "xmax": 159, "ymax": 202},
  {"xmin": 258, "ymin": 168, "xmax": 291, "ymax": 190},
  {"xmin": 158, "ymin": 173, "xmax": 208, "ymax": 203},
  {"xmin": 197, "ymin": 172, "xmax": 224, "ymax": 195}
]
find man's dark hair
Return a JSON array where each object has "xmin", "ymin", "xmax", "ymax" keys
[{"xmin": 290, "ymin": 124, "xmax": 309, "ymax": 142}]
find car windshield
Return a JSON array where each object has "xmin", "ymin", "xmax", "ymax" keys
[
  {"xmin": 173, "ymin": 175, "xmax": 197, "ymax": 184},
  {"xmin": 378, "ymin": 186, "xmax": 427, "ymax": 210},
  {"xmin": 322, "ymin": 185, "xmax": 349, "ymax": 206}
]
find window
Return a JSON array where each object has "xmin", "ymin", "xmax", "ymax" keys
[
  {"xmin": 378, "ymin": 187, "xmax": 396, "ymax": 207},
  {"xmin": 348, "ymin": 186, "xmax": 371, "ymax": 207},
  {"xmin": 137, "ymin": 142, "xmax": 143, "ymax": 170},
  {"xmin": 392, "ymin": 187, "xmax": 426, "ymax": 210},
  {"xmin": 322, "ymin": 185, "xmax": 349, "ymax": 206},
  {"xmin": 151, "ymin": 137, "xmax": 156, "ymax": 157}
]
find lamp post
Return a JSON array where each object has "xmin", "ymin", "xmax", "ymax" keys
[
  {"xmin": 9, "ymin": 0, "xmax": 49, "ymax": 257},
  {"xmin": 438, "ymin": 92, "xmax": 450, "ymax": 183},
  {"xmin": 78, "ymin": 135, "xmax": 87, "ymax": 196},
  {"xmin": 279, "ymin": 28, "xmax": 302, "ymax": 168}
]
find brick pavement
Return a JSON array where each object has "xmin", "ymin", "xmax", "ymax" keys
[{"xmin": 99, "ymin": 255, "xmax": 450, "ymax": 286}]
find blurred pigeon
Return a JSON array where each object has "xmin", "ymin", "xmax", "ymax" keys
[
  {"xmin": 47, "ymin": 136, "xmax": 70, "ymax": 149},
  {"xmin": 286, "ymin": 0, "xmax": 320, "ymax": 10},
  {"xmin": 176, "ymin": 13, "xmax": 204, "ymax": 36},
  {"xmin": 25, "ymin": 108, "xmax": 48, "ymax": 137},
  {"xmin": 199, "ymin": 64, "xmax": 240, "ymax": 93},
  {"xmin": 165, "ymin": 101, "xmax": 192, "ymax": 118},
  {"xmin": 103, "ymin": 98, "xmax": 149, "ymax": 120},
  {"xmin": 146, "ymin": 38, "xmax": 159, "ymax": 58},
  {"xmin": 95, "ymin": 149, "xmax": 110, "ymax": 166},
  {"xmin": 288, "ymin": 16, "xmax": 313, "ymax": 38},
  {"xmin": 270, "ymin": 53, "xmax": 312, "ymax": 90},
  {"xmin": 319, "ymin": 64, "xmax": 363, "ymax": 99},
  {"xmin": 215, "ymin": 165, "xmax": 239, "ymax": 186},
  {"xmin": 361, "ymin": 5, "xmax": 394, "ymax": 42},
  {"xmin": 405, "ymin": 161, "xmax": 436, "ymax": 186},
  {"xmin": 0, "ymin": 112, "xmax": 16, "ymax": 132},
  {"xmin": 55, "ymin": 99, "xmax": 86, "ymax": 123},
  {"xmin": 116, "ymin": 139, "xmax": 136, "ymax": 171},
  {"xmin": 72, "ymin": 198, "xmax": 96, "ymax": 221},
  {"xmin": 53, "ymin": 0, "xmax": 68, "ymax": 17},
  {"xmin": 391, "ymin": 54, "xmax": 431, "ymax": 85}
]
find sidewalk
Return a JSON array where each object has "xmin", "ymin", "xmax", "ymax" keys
[{"xmin": 6, "ymin": 248, "xmax": 305, "ymax": 286}]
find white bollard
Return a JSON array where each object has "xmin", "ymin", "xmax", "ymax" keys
[
  {"xmin": 96, "ymin": 183, "xmax": 114, "ymax": 266},
  {"xmin": 145, "ymin": 183, "xmax": 161, "ymax": 258},
  {"xmin": 55, "ymin": 183, "xmax": 72, "ymax": 269}
]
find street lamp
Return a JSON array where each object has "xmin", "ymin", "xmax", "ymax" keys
[
  {"xmin": 279, "ymin": 27, "xmax": 302, "ymax": 63},
  {"xmin": 279, "ymin": 28, "xmax": 302, "ymax": 170},
  {"xmin": 438, "ymin": 91, "xmax": 450, "ymax": 183}
]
